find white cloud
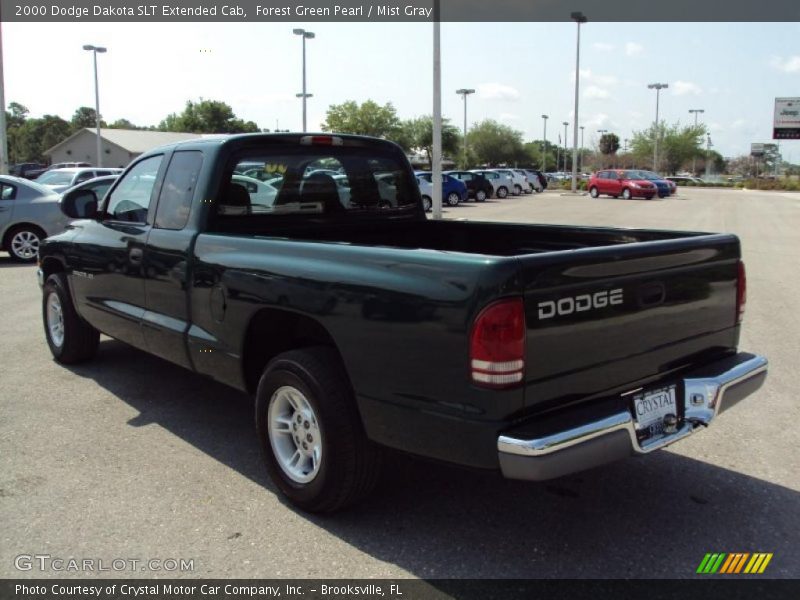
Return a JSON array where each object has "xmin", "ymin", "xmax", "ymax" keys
[
  {"xmin": 625, "ymin": 42, "xmax": 644, "ymax": 57},
  {"xmin": 585, "ymin": 113, "xmax": 610, "ymax": 128},
  {"xmin": 499, "ymin": 113, "xmax": 520, "ymax": 121},
  {"xmin": 731, "ymin": 119, "xmax": 747, "ymax": 129},
  {"xmin": 574, "ymin": 69, "xmax": 618, "ymax": 87},
  {"xmin": 477, "ymin": 82, "xmax": 520, "ymax": 101},
  {"xmin": 592, "ymin": 42, "xmax": 615, "ymax": 52},
  {"xmin": 672, "ymin": 81, "xmax": 703, "ymax": 96},
  {"xmin": 584, "ymin": 86, "xmax": 611, "ymax": 100},
  {"xmin": 769, "ymin": 55, "xmax": 800, "ymax": 73}
]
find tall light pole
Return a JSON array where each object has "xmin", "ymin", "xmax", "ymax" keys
[
  {"xmin": 579, "ymin": 125, "xmax": 585, "ymax": 174},
  {"xmin": 541, "ymin": 114, "xmax": 548, "ymax": 172},
  {"xmin": 689, "ymin": 108, "xmax": 705, "ymax": 175},
  {"xmin": 648, "ymin": 82, "xmax": 668, "ymax": 171},
  {"xmin": 431, "ymin": 1, "xmax": 442, "ymax": 220},
  {"xmin": 0, "ymin": 23, "xmax": 8, "ymax": 174},
  {"xmin": 82, "ymin": 44, "xmax": 107, "ymax": 167},
  {"xmin": 705, "ymin": 133, "xmax": 713, "ymax": 179},
  {"xmin": 456, "ymin": 88, "xmax": 475, "ymax": 168},
  {"xmin": 570, "ymin": 11, "xmax": 587, "ymax": 192},
  {"xmin": 562, "ymin": 121, "xmax": 569, "ymax": 173},
  {"xmin": 293, "ymin": 29, "xmax": 315, "ymax": 132}
]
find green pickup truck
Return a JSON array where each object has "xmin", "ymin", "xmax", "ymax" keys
[{"xmin": 38, "ymin": 133, "xmax": 767, "ymax": 512}]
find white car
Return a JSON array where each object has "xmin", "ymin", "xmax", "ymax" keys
[
  {"xmin": 490, "ymin": 169, "xmax": 528, "ymax": 195},
  {"xmin": 416, "ymin": 176, "xmax": 433, "ymax": 212},
  {"xmin": 35, "ymin": 167, "xmax": 124, "ymax": 194},
  {"xmin": 231, "ymin": 174, "xmax": 280, "ymax": 210},
  {"xmin": 469, "ymin": 170, "xmax": 513, "ymax": 199},
  {"xmin": 522, "ymin": 170, "xmax": 545, "ymax": 193}
]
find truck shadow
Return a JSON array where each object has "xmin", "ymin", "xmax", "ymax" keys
[{"xmin": 66, "ymin": 339, "xmax": 798, "ymax": 579}]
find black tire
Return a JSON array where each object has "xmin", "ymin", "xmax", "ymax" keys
[
  {"xmin": 421, "ymin": 195, "xmax": 432, "ymax": 212},
  {"xmin": 255, "ymin": 347, "xmax": 382, "ymax": 513},
  {"xmin": 475, "ymin": 189, "xmax": 487, "ymax": 202},
  {"xmin": 622, "ymin": 188, "xmax": 632, "ymax": 200},
  {"xmin": 42, "ymin": 273, "xmax": 99, "ymax": 364},
  {"xmin": 6, "ymin": 224, "xmax": 45, "ymax": 263},
  {"xmin": 496, "ymin": 186, "xmax": 509, "ymax": 199},
  {"xmin": 589, "ymin": 186, "xmax": 599, "ymax": 198},
  {"xmin": 446, "ymin": 192, "xmax": 460, "ymax": 207}
]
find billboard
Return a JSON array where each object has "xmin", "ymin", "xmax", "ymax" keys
[
  {"xmin": 751, "ymin": 143, "xmax": 765, "ymax": 157},
  {"xmin": 773, "ymin": 97, "xmax": 800, "ymax": 140}
]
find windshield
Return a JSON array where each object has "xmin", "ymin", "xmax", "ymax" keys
[{"xmin": 37, "ymin": 171, "xmax": 75, "ymax": 185}]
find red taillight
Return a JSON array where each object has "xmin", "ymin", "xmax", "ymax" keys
[
  {"xmin": 300, "ymin": 135, "xmax": 343, "ymax": 146},
  {"xmin": 470, "ymin": 298, "xmax": 526, "ymax": 388},
  {"xmin": 736, "ymin": 260, "xmax": 747, "ymax": 324}
]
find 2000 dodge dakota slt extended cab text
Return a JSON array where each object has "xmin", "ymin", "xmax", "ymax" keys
[{"xmin": 38, "ymin": 134, "xmax": 767, "ymax": 512}]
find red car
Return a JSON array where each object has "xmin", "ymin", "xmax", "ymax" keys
[{"xmin": 588, "ymin": 169, "xmax": 658, "ymax": 200}]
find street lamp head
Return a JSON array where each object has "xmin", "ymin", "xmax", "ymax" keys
[
  {"xmin": 82, "ymin": 44, "xmax": 94, "ymax": 50},
  {"xmin": 570, "ymin": 11, "xmax": 588, "ymax": 23},
  {"xmin": 563, "ymin": 121, "xmax": 569, "ymax": 126},
  {"xmin": 456, "ymin": 89, "xmax": 475, "ymax": 95},
  {"xmin": 542, "ymin": 114, "xmax": 548, "ymax": 119},
  {"xmin": 648, "ymin": 82, "xmax": 668, "ymax": 90},
  {"xmin": 83, "ymin": 45, "xmax": 107, "ymax": 53},
  {"xmin": 304, "ymin": 32, "xmax": 315, "ymax": 39},
  {"xmin": 296, "ymin": 93, "xmax": 314, "ymax": 98},
  {"xmin": 293, "ymin": 28, "xmax": 305, "ymax": 35}
]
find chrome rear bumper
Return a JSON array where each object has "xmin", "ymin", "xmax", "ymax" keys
[{"xmin": 498, "ymin": 353, "xmax": 768, "ymax": 481}]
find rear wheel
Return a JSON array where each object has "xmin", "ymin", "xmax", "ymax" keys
[
  {"xmin": 622, "ymin": 188, "xmax": 632, "ymax": 200},
  {"xmin": 589, "ymin": 186, "xmax": 599, "ymax": 198},
  {"xmin": 496, "ymin": 186, "xmax": 509, "ymax": 199},
  {"xmin": 514, "ymin": 184, "xmax": 523, "ymax": 195},
  {"xmin": 475, "ymin": 189, "xmax": 487, "ymax": 202},
  {"xmin": 255, "ymin": 347, "xmax": 382, "ymax": 513},
  {"xmin": 42, "ymin": 273, "xmax": 99, "ymax": 364},
  {"xmin": 7, "ymin": 225, "xmax": 44, "ymax": 263},
  {"xmin": 421, "ymin": 195, "xmax": 432, "ymax": 212},
  {"xmin": 446, "ymin": 192, "xmax": 460, "ymax": 207}
]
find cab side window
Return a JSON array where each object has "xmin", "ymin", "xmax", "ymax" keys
[
  {"xmin": 155, "ymin": 151, "xmax": 203, "ymax": 230},
  {"xmin": 1, "ymin": 183, "xmax": 17, "ymax": 200},
  {"xmin": 104, "ymin": 155, "xmax": 163, "ymax": 223}
]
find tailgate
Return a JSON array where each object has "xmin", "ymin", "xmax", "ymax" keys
[{"xmin": 519, "ymin": 234, "xmax": 741, "ymax": 410}]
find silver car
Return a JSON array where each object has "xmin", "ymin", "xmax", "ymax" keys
[
  {"xmin": 0, "ymin": 176, "xmax": 67, "ymax": 262},
  {"xmin": 35, "ymin": 167, "xmax": 123, "ymax": 194}
]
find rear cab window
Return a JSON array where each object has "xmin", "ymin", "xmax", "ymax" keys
[{"xmin": 213, "ymin": 142, "xmax": 417, "ymax": 224}]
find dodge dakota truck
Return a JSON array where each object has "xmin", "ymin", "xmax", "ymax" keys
[{"xmin": 38, "ymin": 133, "xmax": 767, "ymax": 513}]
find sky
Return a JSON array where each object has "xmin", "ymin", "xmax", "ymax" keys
[{"xmin": 3, "ymin": 20, "xmax": 800, "ymax": 160}]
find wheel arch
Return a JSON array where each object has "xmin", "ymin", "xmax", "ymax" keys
[{"xmin": 241, "ymin": 308, "xmax": 349, "ymax": 396}]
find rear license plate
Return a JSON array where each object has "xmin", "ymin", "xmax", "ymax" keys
[{"xmin": 632, "ymin": 385, "xmax": 677, "ymax": 438}]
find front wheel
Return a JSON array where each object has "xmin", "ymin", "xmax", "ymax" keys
[
  {"xmin": 42, "ymin": 273, "xmax": 99, "ymax": 364},
  {"xmin": 421, "ymin": 195, "xmax": 432, "ymax": 212},
  {"xmin": 475, "ymin": 189, "xmax": 487, "ymax": 202},
  {"xmin": 496, "ymin": 186, "xmax": 509, "ymax": 199},
  {"xmin": 7, "ymin": 225, "xmax": 44, "ymax": 263},
  {"xmin": 446, "ymin": 192, "xmax": 460, "ymax": 207},
  {"xmin": 255, "ymin": 347, "xmax": 382, "ymax": 513},
  {"xmin": 622, "ymin": 188, "xmax": 632, "ymax": 200},
  {"xmin": 589, "ymin": 186, "xmax": 599, "ymax": 198}
]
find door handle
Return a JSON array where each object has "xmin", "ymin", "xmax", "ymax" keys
[{"xmin": 129, "ymin": 248, "xmax": 143, "ymax": 264}]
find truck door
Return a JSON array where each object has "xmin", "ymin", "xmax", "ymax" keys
[
  {"xmin": 67, "ymin": 154, "xmax": 166, "ymax": 350},
  {"xmin": 142, "ymin": 151, "xmax": 204, "ymax": 370}
]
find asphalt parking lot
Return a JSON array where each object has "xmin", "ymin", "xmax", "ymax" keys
[{"xmin": 1, "ymin": 187, "xmax": 798, "ymax": 579}]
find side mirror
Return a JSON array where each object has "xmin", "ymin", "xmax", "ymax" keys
[{"xmin": 60, "ymin": 188, "xmax": 98, "ymax": 219}]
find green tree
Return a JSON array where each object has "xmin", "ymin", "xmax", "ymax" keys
[
  {"xmin": 10, "ymin": 115, "xmax": 72, "ymax": 163},
  {"xmin": 107, "ymin": 118, "xmax": 140, "ymax": 129},
  {"xmin": 6, "ymin": 102, "xmax": 29, "ymax": 129},
  {"xmin": 466, "ymin": 119, "xmax": 526, "ymax": 166},
  {"xmin": 71, "ymin": 106, "xmax": 103, "ymax": 131},
  {"xmin": 523, "ymin": 140, "xmax": 559, "ymax": 171},
  {"xmin": 398, "ymin": 115, "xmax": 461, "ymax": 166},
  {"xmin": 321, "ymin": 100, "xmax": 402, "ymax": 139},
  {"xmin": 629, "ymin": 122, "xmax": 706, "ymax": 174},
  {"xmin": 599, "ymin": 133, "xmax": 620, "ymax": 156},
  {"xmin": 158, "ymin": 99, "xmax": 259, "ymax": 133}
]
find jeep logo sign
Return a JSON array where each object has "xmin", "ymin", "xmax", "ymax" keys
[{"xmin": 538, "ymin": 289, "xmax": 624, "ymax": 320}]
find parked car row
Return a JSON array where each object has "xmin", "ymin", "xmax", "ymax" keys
[
  {"xmin": 415, "ymin": 168, "xmax": 548, "ymax": 211},
  {"xmin": 9, "ymin": 161, "xmax": 93, "ymax": 180},
  {"xmin": 588, "ymin": 169, "xmax": 677, "ymax": 200},
  {"xmin": 1, "ymin": 170, "xmax": 121, "ymax": 262}
]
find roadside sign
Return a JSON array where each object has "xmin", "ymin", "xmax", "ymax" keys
[
  {"xmin": 773, "ymin": 97, "xmax": 800, "ymax": 140},
  {"xmin": 751, "ymin": 143, "xmax": 765, "ymax": 157}
]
